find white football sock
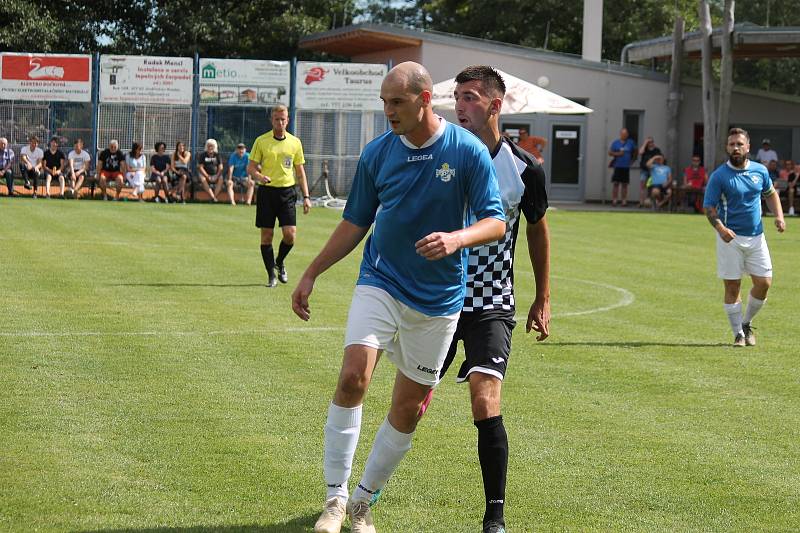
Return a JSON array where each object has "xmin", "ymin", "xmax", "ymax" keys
[
  {"xmin": 724, "ymin": 302, "xmax": 744, "ymax": 336},
  {"xmin": 323, "ymin": 402, "xmax": 362, "ymax": 502},
  {"xmin": 743, "ymin": 294, "xmax": 766, "ymax": 325},
  {"xmin": 351, "ymin": 418, "xmax": 413, "ymax": 504}
]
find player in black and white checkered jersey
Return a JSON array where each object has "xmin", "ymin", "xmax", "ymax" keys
[{"xmin": 422, "ymin": 66, "xmax": 551, "ymax": 533}]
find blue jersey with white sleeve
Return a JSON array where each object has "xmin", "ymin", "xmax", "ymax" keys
[
  {"xmin": 703, "ymin": 160, "xmax": 775, "ymax": 236},
  {"xmin": 343, "ymin": 119, "xmax": 505, "ymax": 316}
]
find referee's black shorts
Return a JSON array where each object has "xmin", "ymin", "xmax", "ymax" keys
[
  {"xmin": 255, "ymin": 185, "xmax": 297, "ymax": 228},
  {"xmin": 439, "ymin": 308, "xmax": 516, "ymax": 383}
]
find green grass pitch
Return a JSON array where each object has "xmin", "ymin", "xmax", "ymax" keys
[{"xmin": 1, "ymin": 198, "xmax": 799, "ymax": 532}]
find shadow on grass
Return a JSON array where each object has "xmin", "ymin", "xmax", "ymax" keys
[
  {"xmin": 112, "ymin": 283, "xmax": 266, "ymax": 288},
  {"xmin": 546, "ymin": 341, "xmax": 727, "ymax": 348},
  {"xmin": 79, "ymin": 512, "xmax": 317, "ymax": 533}
]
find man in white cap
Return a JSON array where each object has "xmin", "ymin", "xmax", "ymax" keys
[{"xmin": 756, "ymin": 138, "xmax": 778, "ymax": 165}]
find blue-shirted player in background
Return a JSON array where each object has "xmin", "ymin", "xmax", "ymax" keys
[
  {"xmin": 703, "ymin": 127, "xmax": 786, "ymax": 347},
  {"xmin": 292, "ymin": 61, "xmax": 506, "ymax": 533}
]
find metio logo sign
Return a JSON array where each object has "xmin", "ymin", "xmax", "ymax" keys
[
  {"xmin": 2, "ymin": 54, "xmax": 90, "ymax": 82},
  {"xmin": 201, "ymin": 62, "xmax": 239, "ymax": 80}
]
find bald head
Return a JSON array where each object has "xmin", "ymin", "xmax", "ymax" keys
[{"xmin": 385, "ymin": 61, "xmax": 432, "ymax": 94}]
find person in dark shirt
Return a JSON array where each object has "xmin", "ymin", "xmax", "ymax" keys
[
  {"xmin": 197, "ymin": 138, "xmax": 223, "ymax": 202},
  {"xmin": 97, "ymin": 140, "xmax": 126, "ymax": 201},
  {"xmin": 42, "ymin": 136, "xmax": 66, "ymax": 199},
  {"xmin": 150, "ymin": 142, "xmax": 172, "ymax": 203}
]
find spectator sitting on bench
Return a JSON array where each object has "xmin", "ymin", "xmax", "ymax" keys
[
  {"xmin": 682, "ymin": 154, "xmax": 707, "ymax": 213},
  {"xmin": 0, "ymin": 137, "xmax": 14, "ymax": 196},
  {"xmin": 20, "ymin": 135, "xmax": 44, "ymax": 198},
  {"xmin": 197, "ymin": 138, "xmax": 223, "ymax": 203},
  {"xmin": 98, "ymin": 140, "xmax": 126, "ymax": 201},
  {"xmin": 42, "ymin": 136, "xmax": 66, "ymax": 199},
  {"xmin": 646, "ymin": 154, "xmax": 673, "ymax": 210},
  {"xmin": 170, "ymin": 141, "xmax": 191, "ymax": 203},
  {"xmin": 125, "ymin": 142, "xmax": 147, "ymax": 201},
  {"xmin": 150, "ymin": 142, "xmax": 171, "ymax": 203},
  {"xmin": 226, "ymin": 142, "xmax": 253, "ymax": 206},
  {"xmin": 67, "ymin": 138, "xmax": 92, "ymax": 199}
]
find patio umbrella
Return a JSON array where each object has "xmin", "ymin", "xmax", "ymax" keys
[{"xmin": 431, "ymin": 69, "xmax": 593, "ymax": 115}]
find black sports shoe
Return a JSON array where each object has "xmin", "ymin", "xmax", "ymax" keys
[
  {"xmin": 267, "ymin": 275, "xmax": 277, "ymax": 288},
  {"xmin": 483, "ymin": 520, "xmax": 506, "ymax": 533},
  {"xmin": 23, "ymin": 178, "xmax": 32, "ymax": 190},
  {"xmin": 742, "ymin": 322, "xmax": 756, "ymax": 346},
  {"xmin": 276, "ymin": 263, "xmax": 288, "ymax": 284}
]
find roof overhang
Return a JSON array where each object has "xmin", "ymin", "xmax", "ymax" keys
[
  {"xmin": 625, "ymin": 24, "xmax": 800, "ymax": 62},
  {"xmin": 299, "ymin": 26, "xmax": 422, "ymax": 56}
]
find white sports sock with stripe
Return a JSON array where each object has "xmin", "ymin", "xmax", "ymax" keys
[
  {"xmin": 351, "ymin": 418, "xmax": 413, "ymax": 504},
  {"xmin": 724, "ymin": 302, "xmax": 744, "ymax": 336},
  {"xmin": 323, "ymin": 402, "xmax": 362, "ymax": 502},
  {"xmin": 743, "ymin": 294, "xmax": 766, "ymax": 325}
]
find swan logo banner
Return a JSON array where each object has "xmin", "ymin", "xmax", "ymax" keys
[{"xmin": 1, "ymin": 53, "xmax": 91, "ymax": 102}]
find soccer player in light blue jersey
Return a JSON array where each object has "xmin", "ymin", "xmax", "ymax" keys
[
  {"xmin": 292, "ymin": 61, "xmax": 506, "ymax": 533},
  {"xmin": 703, "ymin": 128, "xmax": 786, "ymax": 347}
]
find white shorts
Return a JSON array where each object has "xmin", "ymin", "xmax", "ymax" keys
[
  {"xmin": 126, "ymin": 171, "xmax": 145, "ymax": 189},
  {"xmin": 344, "ymin": 285, "xmax": 460, "ymax": 387},
  {"xmin": 716, "ymin": 233, "xmax": 773, "ymax": 279}
]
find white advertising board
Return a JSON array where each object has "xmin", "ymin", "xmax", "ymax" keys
[
  {"xmin": 295, "ymin": 62, "xmax": 386, "ymax": 112},
  {"xmin": 199, "ymin": 58, "xmax": 289, "ymax": 106},
  {"xmin": 99, "ymin": 55, "xmax": 193, "ymax": 105}
]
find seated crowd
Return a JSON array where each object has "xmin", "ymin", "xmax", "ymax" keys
[
  {"xmin": 634, "ymin": 135, "xmax": 797, "ymax": 215},
  {"xmin": 0, "ymin": 135, "xmax": 255, "ymax": 205}
]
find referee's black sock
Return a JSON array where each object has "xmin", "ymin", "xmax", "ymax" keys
[
  {"xmin": 475, "ymin": 415, "xmax": 508, "ymax": 525},
  {"xmin": 260, "ymin": 244, "xmax": 275, "ymax": 277},
  {"xmin": 276, "ymin": 241, "xmax": 293, "ymax": 266}
]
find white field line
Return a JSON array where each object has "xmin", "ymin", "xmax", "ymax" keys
[{"xmin": 4, "ymin": 277, "xmax": 633, "ymax": 339}]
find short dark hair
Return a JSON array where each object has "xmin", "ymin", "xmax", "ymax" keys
[
  {"xmin": 50, "ymin": 136, "xmax": 59, "ymax": 144},
  {"xmin": 455, "ymin": 65, "xmax": 506, "ymax": 97},
  {"xmin": 728, "ymin": 127, "xmax": 750, "ymax": 141},
  {"xmin": 155, "ymin": 142, "xmax": 166, "ymax": 151}
]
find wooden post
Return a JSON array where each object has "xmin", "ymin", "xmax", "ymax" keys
[
  {"xmin": 717, "ymin": 0, "xmax": 735, "ymax": 164},
  {"xmin": 666, "ymin": 16, "xmax": 684, "ymax": 178},
  {"xmin": 699, "ymin": 0, "xmax": 717, "ymax": 169}
]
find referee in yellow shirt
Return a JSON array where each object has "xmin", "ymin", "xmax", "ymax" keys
[{"xmin": 247, "ymin": 104, "xmax": 312, "ymax": 287}]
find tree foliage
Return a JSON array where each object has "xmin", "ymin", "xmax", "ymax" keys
[{"xmin": 2, "ymin": 0, "xmax": 799, "ymax": 95}]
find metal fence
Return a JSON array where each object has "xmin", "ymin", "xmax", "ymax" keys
[
  {"xmin": 198, "ymin": 105, "xmax": 271, "ymax": 163},
  {"xmin": 295, "ymin": 110, "xmax": 387, "ymax": 198},
  {"xmin": 97, "ymin": 104, "xmax": 192, "ymax": 160},
  {"xmin": 0, "ymin": 99, "xmax": 93, "ymax": 154}
]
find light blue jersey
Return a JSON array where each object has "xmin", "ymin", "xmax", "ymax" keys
[
  {"xmin": 344, "ymin": 119, "xmax": 505, "ymax": 316},
  {"xmin": 228, "ymin": 151, "xmax": 249, "ymax": 178},
  {"xmin": 704, "ymin": 160, "xmax": 775, "ymax": 236},
  {"xmin": 649, "ymin": 164, "xmax": 671, "ymax": 186}
]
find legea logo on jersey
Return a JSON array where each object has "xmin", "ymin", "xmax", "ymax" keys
[
  {"xmin": 407, "ymin": 154, "xmax": 432, "ymax": 162},
  {"xmin": 436, "ymin": 162, "xmax": 455, "ymax": 182}
]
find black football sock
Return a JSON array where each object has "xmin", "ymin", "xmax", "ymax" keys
[
  {"xmin": 260, "ymin": 244, "xmax": 275, "ymax": 277},
  {"xmin": 276, "ymin": 240, "xmax": 293, "ymax": 266},
  {"xmin": 475, "ymin": 415, "xmax": 508, "ymax": 524}
]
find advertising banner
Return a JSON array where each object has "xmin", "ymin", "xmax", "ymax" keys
[
  {"xmin": 0, "ymin": 53, "xmax": 92, "ymax": 102},
  {"xmin": 199, "ymin": 59, "xmax": 289, "ymax": 106},
  {"xmin": 99, "ymin": 55, "xmax": 193, "ymax": 105},
  {"xmin": 295, "ymin": 62, "xmax": 386, "ymax": 112}
]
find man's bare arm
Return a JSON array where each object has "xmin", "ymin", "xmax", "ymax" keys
[{"xmin": 526, "ymin": 216, "xmax": 551, "ymax": 340}]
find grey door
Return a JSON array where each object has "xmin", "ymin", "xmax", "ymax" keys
[{"xmin": 548, "ymin": 123, "xmax": 584, "ymax": 201}]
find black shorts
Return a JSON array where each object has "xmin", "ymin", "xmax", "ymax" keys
[
  {"xmin": 256, "ymin": 185, "xmax": 297, "ymax": 228},
  {"xmin": 439, "ymin": 309, "xmax": 516, "ymax": 383},
  {"xmin": 648, "ymin": 184, "xmax": 671, "ymax": 195},
  {"xmin": 612, "ymin": 167, "xmax": 630, "ymax": 184}
]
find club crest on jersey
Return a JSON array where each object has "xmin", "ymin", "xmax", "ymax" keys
[
  {"xmin": 436, "ymin": 162, "xmax": 455, "ymax": 182},
  {"xmin": 749, "ymin": 173, "xmax": 760, "ymax": 184}
]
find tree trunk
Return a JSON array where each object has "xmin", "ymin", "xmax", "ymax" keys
[
  {"xmin": 717, "ymin": 0, "xmax": 735, "ymax": 164},
  {"xmin": 699, "ymin": 0, "xmax": 717, "ymax": 169},
  {"xmin": 666, "ymin": 16, "xmax": 684, "ymax": 179}
]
